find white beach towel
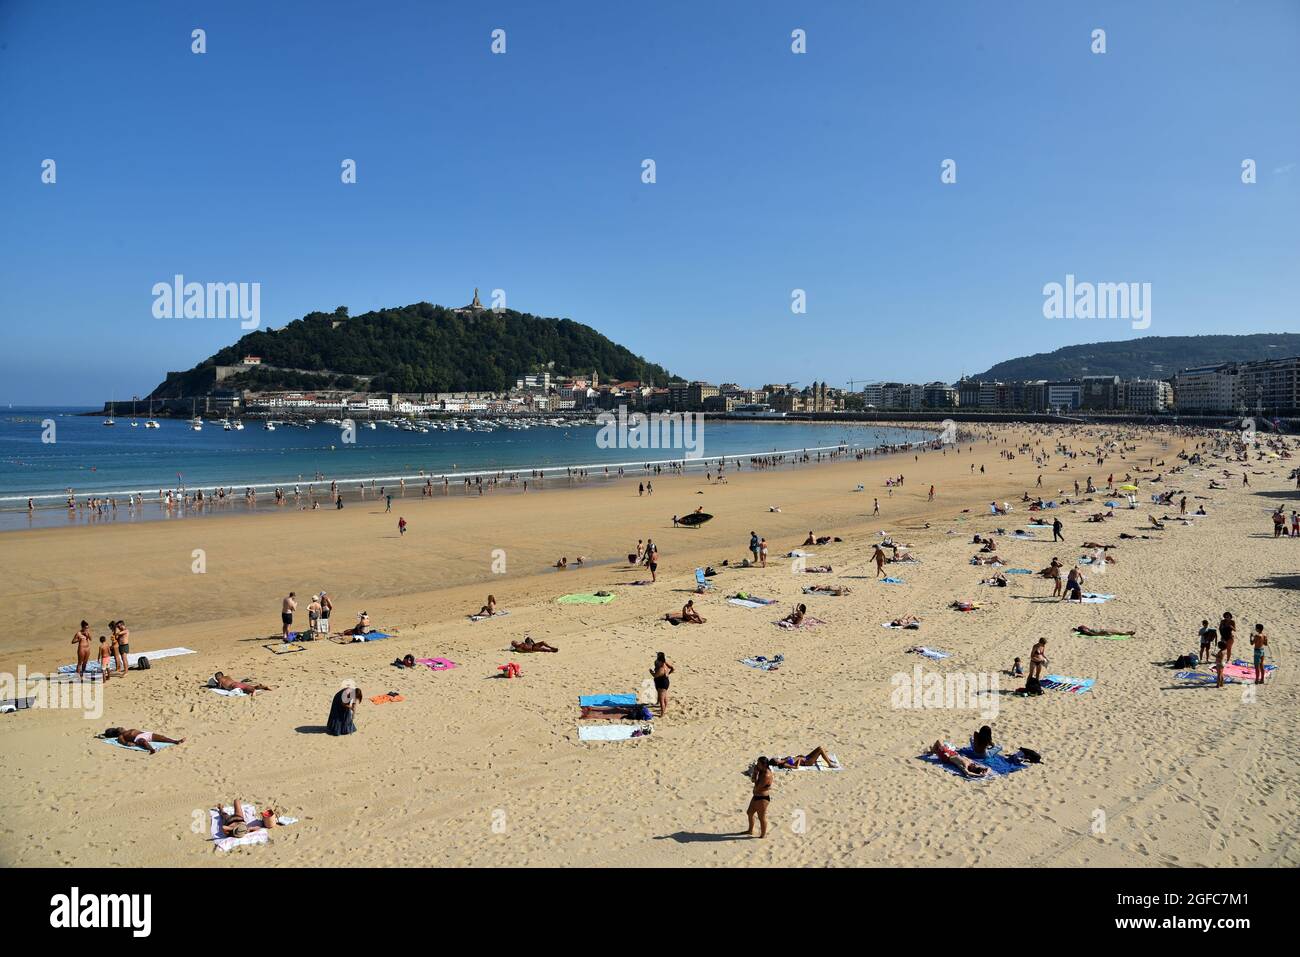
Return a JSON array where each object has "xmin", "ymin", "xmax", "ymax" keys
[
  {"xmin": 578, "ymin": 725, "xmax": 649, "ymax": 742},
  {"xmin": 728, "ymin": 598, "xmax": 766, "ymax": 609},
  {"xmin": 209, "ymin": 687, "xmax": 248, "ymax": 697},
  {"xmin": 209, "ymin": 805, "xmax": 269, "ymax": 852},
  {"xmin": 756, "ymin": 753, "xmax": 844, "ymax": 773},
  {"xmin": 469, "ymin": 610, "xmax": 511, "ymax": 621},
  {"xmin": 57, "ymin": 647, "xmax": 196, "ymax": 674}
]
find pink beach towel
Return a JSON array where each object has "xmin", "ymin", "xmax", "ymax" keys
[{"xmin": 415, "ymin": 657, "xmax": 458, "ymax": 671}]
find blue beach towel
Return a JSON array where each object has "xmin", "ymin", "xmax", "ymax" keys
[
  {"xmin": 880, "ymin": 576, "xmax": 905, "ymax": 584},
  {"xmin": 101, "ymin": 738, "xmax": 177, "ymax": 753},
  {"xmin": 1042, "ymin": 675, "xmax": 1095, "ymax": 694},
  {"xmin": 579, "ymin": 693, "xmax": 638, "ymax": 707},
  {"xmin": 919, "ymin": 745, "xmax": 1026, "ymax": 779}
]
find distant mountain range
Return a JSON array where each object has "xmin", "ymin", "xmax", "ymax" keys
[
  {"xmin": 973, "ymin": 334, "xmax": 1300, "ymax": 381},
  {"xmin": 149, "ymin": 302, "xmax": 674, "ymax": 398}
]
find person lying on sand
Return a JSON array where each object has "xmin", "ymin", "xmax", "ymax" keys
[
  {"xmin": 213, "ymin": 672, "xmax": 272, "ymax": 695},
  {"xmin": 971, "ymin": 555, "xmax": 1004, "ymax": 565},
  {"xmin": 395, "ymin": 654, "xmax": 417, "ymax": 668},
  {"xmin": 804, "ymin": 584, "xmax": 851, "ymax": 595},
  {"xmin": 1080, "ymin": 542, "xmax": 1114, "ymax": 550},
  {"xmin": 511, "ymin": 636, "xmax": 559, "ymax": 653},
  {"xmin": 1074, "ymin": 625, "xmax": 1135, "ymax": 636},
  {"xmin": 929, "ymin": 740, "xmax": 989, "ymax": 777},
  {"xmin": 102, "ymin": 727, "xmax": 185, "ymax": 754},
  {"xmin": 213, "ymin": 798, "xmax": 278, "ymax": 837},
  {"xmin": 981, "ymin": 573, "xmax": 1008, "ymax": 587},
  {"xmin": 771, "ymin": 746, "xmax": 838, "ymax": 769},
  {"xmin": 889, "ymin": 615, "xmax": 921, "ymax": 628},
  {"xmin": 802, "ymin": 564, "xmax": 834, "ymax": 573}
]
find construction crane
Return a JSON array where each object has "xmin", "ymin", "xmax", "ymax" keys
[{"xmin": 846, "ymin": 378, "xmax": 873, "ymax": 391}]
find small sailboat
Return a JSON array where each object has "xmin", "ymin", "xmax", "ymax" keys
[
  {"xmin": 264, "ymin": 420, "xmax": 276, "ymax": 431},
  {"xmin": 130, "ymin": 398, "xmax": 139, "ymax": 428},
  {"xmin": 104, "ymin": 393, "xmax": 116, "ymax": 426},
  {"xmin": 189, "ymin": 399, "xmax": 203, "ymax": 431},
  {"xmin": 233, "ymin": 419, "xmax": 245, "ymax": 430},
  {"xmin": 144, "ymin": 398, "xmax": 160, "ymax": 428}
]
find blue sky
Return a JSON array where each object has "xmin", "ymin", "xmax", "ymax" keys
[{"xmin": 1, "ymin": 0, "xmax": 1297, "ymax": 405}]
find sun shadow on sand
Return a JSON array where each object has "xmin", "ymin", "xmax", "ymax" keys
[
  {"xmin": 1225, "ymin": 572, "xmax": 1300, "ymax": 590},
  {"xmin": 655, "ymin": 831, "xmax": 752, "ymax": 844},
  {"xmin": 295, "ymin": 725, "xmax": 330, "ymax": 734}
]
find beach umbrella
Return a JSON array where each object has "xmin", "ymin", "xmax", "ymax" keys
[{"xmin": 1118, "ymin": 484, "xmax": 1138, "ymax": 491}]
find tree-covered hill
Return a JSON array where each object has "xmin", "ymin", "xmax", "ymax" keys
[
  {"xmin": 150, "ymin": 303, "xmax": 674, "ymax": 397},
  {"xmin": 974, "ymin": 333, "xmax": 1300, "ymax": 381}
]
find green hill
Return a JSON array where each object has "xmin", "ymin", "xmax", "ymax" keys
[
  {"xmin": 974, "ymin": 334, "xmax": 1300, "ymax": 381},
  {"xmin": 150, "ymin": 302, "xmax": 673, "ymax": 397}
]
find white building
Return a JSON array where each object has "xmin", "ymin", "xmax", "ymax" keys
[
  {"xmin": 1172, "ymin": 363, "xmax": 1241, "ymax": 413},
  {"xmin": 1121, "ymin": 379, "xmax": 1173, "ymax": 412}
]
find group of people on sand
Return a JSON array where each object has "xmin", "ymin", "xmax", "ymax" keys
[
  {"xmin": 70, "ymin": 619, "xmax": 132, "ymax": 680},
  {"xmin": 1199, "ymin": 612, "xmax": 1270, "ymax": 686}
]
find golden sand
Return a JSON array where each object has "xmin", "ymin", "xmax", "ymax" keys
[{"xmin": 1, "ymin": 425, "xmax": 1296, "ymax": 867}]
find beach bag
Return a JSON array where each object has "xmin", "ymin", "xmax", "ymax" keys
[
  {"xmin": 135, "ymin": 656, "xmax": 150, "ymax": 671},
  {"xmin": 1024, "ymin": 676, "xmax": 1042, "ymax": 695},
  {"xmin": 1018, "ymin": 747, "xmax": 1043, "ymax": 763}
]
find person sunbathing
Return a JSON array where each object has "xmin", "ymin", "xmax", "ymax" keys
[
  {"xmin": 213, "ymin": 798, "xmax": 278, "ymax": 837},
  {"xmin": 803, "ymin": 564, "xmax": 833, "ymax": 573},
  {"xmin": 213, "ymin": 672, "xmax": 272, "ymax": 695},
  {"xmin": 804, "ymin": 584, "xmax": 851, "ymax": 595},
  {"xmin": 802, "ymin": 531, "xmax": 817, "ymax": 546},
  {"xmin": 1148, "ymin": 515, "xmax": 1165, "ymax": 530},
  {"xmin": 665, "ymin": 600, "xmax": 706, "ymax": 624},
  {"xmin": 889, "ymin": 615, "xmax": 921, "ymax": 628},
  {"xmin": 981, "ymin": 573, "xmax": 1008, "ymax": 587},
  {"xmin": 1080, "ymin": 541, "xmax": 1114, "ymax": 550},
  {"xmin": 102, "ymin": 727, "xmax": 185, "ymax": 754},
  {"xmin": 971, "ymin": 555, "xmax": 1004, "ymax": 565},
  {"xmin": 511, "ymin": 636, "xmax": 559, "ymax": 653},
  {"xmin": 780, "ymin": 604, "xmax": 808, "ymax": 627},
  {"xmin": 342, "ymin": 612, "xmax": 373, "ymax": 636},
  {"xmin": 771, "ymin": 746, "xmax": 838, "ymax": 769},
  {"xmin": 929, "ymin": 740, "xmax": 989, "ymax": 777},
  {"xmin": 1074, "ymin": 625, "xmax": 1135, "ymax": 636},
  {"xmin": 970, "ymin": 725, "xmax": 995, "ymax": 758},
  {"xmin": 475, "ymin": 595, "xmax": 497, "ymax": 617}
]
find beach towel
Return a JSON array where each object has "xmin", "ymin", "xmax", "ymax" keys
[
  {"xmin": 728, "ymin": 598, "xmax": 767, "ymax": 609},
  {"xmin": 1071, "ymin": 629, "xmax": 1132, "ymax": 640},
  {"xmin": 1222, "ymin": 662, "xmax": 1273, "ymax": 682},
  {"xmin": 469, "ymin": 610, "xmax": 510, "ymax": 621},
  {"xmin": 908, "ymin": 646, "xmax": 950, "ymax": 660},
  {"xmin": 801, "ymin": 587, "xmax": 847, "ymax": 596},
  {"xmin": 774, "ymin": 616, "xmax": 826, "ymax": 630},
  {"xmin": 1, "ymin": 696, "xmax": 37, "ymax": 713},
  {"xmin": 1175, "ymin": 671, "xmax": 1219, "ymax": 685},
  {"xmin": 787, "ymin": 550, "xmax": 815, "ymax": 558},
  {"xmin": 101, "ymin": 737, "xmax": 177, "ymax": 753},
  {"xmin": 208, "ymin": 804, "xmax": 294, "ymax": 852},
  {"xmin": 356, "ymin": 631, "xmax": 393, "ymax": 641},
  {"xmin": 1042, "ymin": 675, "xmax": 1095, "ymax": 694},
  {"xmin": 578, "ymin": 724, "xmax": 650, "ymax": 741},
  {"xmin": 1078, "ymin": 594, "xmax": 1115, "ymax": 604},
  {"xmin": 1012, "ymin": 531, "xmax": 1037, "ymax": 539},
  {"xmin": 415, "ymin": 657, "xmax": 458, "ymax": 671},
  {"xmin": 579, "ymin": 693, "xmax": 638, "ymax": 708},
  {"xmin": 741, "ymin": 654, "xmax": 785, "ymax": 671},
  {"xmin": 919, "ymin": 745, "xmax": 1026, "ymax": 779},
  {"xmin": 1005, "ymin": 568, "xmax": 1033, "ymax": 574},
  {"xmin": 370, "ymin": 692, "xmax": 404, "ymax": 704},
  {"xmin": 264, "ymin": 642, "xmax": 305, "ymax": 655},
  {"xmin": 880, "ymin": 576, "xmax": 905, "ymax": 584},
  {"xmin": 58, "ymin": 647, "xmax": 196, "ymax": 674},
  {"xmin": 882, "ymin": 621, "xmax": 920, "ymax": 630},
  {"xmin": 210, "ymin": 687, "xmax": 249, "ymax": 697},
  {"xmin": 557, "ymin": 593, "xmax": 616, "ymax": 604}
]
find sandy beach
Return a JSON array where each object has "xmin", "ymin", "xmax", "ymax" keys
[{"xmin": 1, "ymin": 424, "xmax": 1296, "ymax": 868}]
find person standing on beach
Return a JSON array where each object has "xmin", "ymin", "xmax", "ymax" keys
[
  {"xmin": 873, "ymin": 545, "xmax": 887, "ymax": 578},
  {"xmin": 281, "ymin": 592, "xmax": 297, "ymax": 640},
  {"xmin": 112, "ymin": 620, "xmax": 130, "ymax": 675},
  {"xmin": 1052, "ymin": 517, "xmax": 1064, "ymax": 542},
  {"xmin": 651, "ymin": 652, "xmax": 674, "ymax": 716},
  {"xmin": 1218, "ymin": 612, "xmax": 1236, "ymax": 664},
  {"xmin": 71, "ymin": 621, "xmax": 92, "ymax": 679},
  {"xmin": 646, "ymin": 540, "xmax": 659, "ymax": 582},
  {"xmin": 1251, "ymin": 624, "xmax": 1269, "ymax": 684},
  {"xmin": 1198, "ymin": 619, "xmax": 1217, "ymax": 663},
  {"xmin": 746, "ymin": 756, "xmax": 773, "ymax": 838},
  {"xmin": 1029, "ymin": 638, "xmax": 1048, "ymax": 681},
  {"xmin": 638, "ymin": 482, "xmax": 644, "ymax": 497},
  {"xmin": 759, "ymin": 537, "xmax": 769, "ymax": 567},
  {"xmin": 398, "ymin": 516, "xmax": 407, "ymax": 536},
  {"xmin": 873, "ymin": 498, "xmax": 880, "ymax": 516},
  {"xmin": 319, "ymin": 592, "xmax": 333, "ymax": 637},
  {"xmin": 749, "ymin": 531, "xmax": 760, "ymax": 564},
  {"xmin": 385, "ymin": 494, "xmax": 392, "ymax": 513},
  {"xmin": 928, "ymin": 485, "xmax": 935, "ymax": 501}
]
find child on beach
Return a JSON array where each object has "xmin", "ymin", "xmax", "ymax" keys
[
  {"xmin": 97, "ymin": 635, "xmax": 112, "ymax": 682},
  {"xmin": 1010, "ymin": 657, "xmax": 1024, "ymax": 677}
]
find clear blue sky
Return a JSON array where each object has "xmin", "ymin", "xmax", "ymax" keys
[{"xmin": 1, "ymin": 0, "xmax": 1297, "ymax": 405}]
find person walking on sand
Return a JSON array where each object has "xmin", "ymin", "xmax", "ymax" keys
[
  {"xmin": 873, "ymin": 545, "xmax": 887, "ymax": 578},
  {"xmin": 385, "ymin": 494, "xmax": 392, "ymax": 513},
  {"xmin": 651, "ymin": 652, "xmax": 674, "ymax": 716},
  {"xmin": 1029, "ymin": 638, "xmax": 1048, "ymax": 681},
  {"xmin": 928, "ymin": 485, "xmax": 935, "ymax": 501},
  {"xmin": 1251, "ymin": 624, "xmax": 1269, "ymax": 684},
  {"xmin": 1052, "ymin": 516, "xmax": 1064, "ymax": 542},
  {"xmin": 398, "ymin": 516, "xmax": 407, "ymax": 536},
  {"xmin": 759, "ymin": 537, "xmax": 769, "ymax": 567},
  {"xmin": 71, "ymin": 620, "xmax": 92, "ymax": 679},
  {"xmin": 281, "ymin": 592, "xmax": 297, "ymax": 640},
  {"xmin": 746, "ymin": 756, "xmax": 773, "ymax": 838},
  {"xmin": 646, "ymin": 540, "xmax": 659, "ymax": 582},
  {"xmin": 873, "ymin": 498, "xmax": 880, "ymax": 516}
]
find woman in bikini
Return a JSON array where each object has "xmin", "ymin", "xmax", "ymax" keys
[
  {"xmin": 746, "ymin": 756, "xmax": 773, "ymax": 838},
  {"xmin": 652, "ymin": 652, "xmax": 674, "ymax": 716},
  {"xmin": 213, "ymin": 798, "xmax": 278, "ymax": 837},
  {"xmin": 476, "ymin": 594, "xmax": 497, "ymax": 617},
  {"xmin": 929, "ymin": 740, "xmax": 989, "ymax": 777},
  {"xmin": 103, "ymin": 727, "xmax": 185, "ymax": 755},
  {"xmin": 780, "ymin": 604, "xmax": 808, "ymax": 627},
  {"xmin": 771, "ymin": 746, "xmax": 837, "ymax": 769}
]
